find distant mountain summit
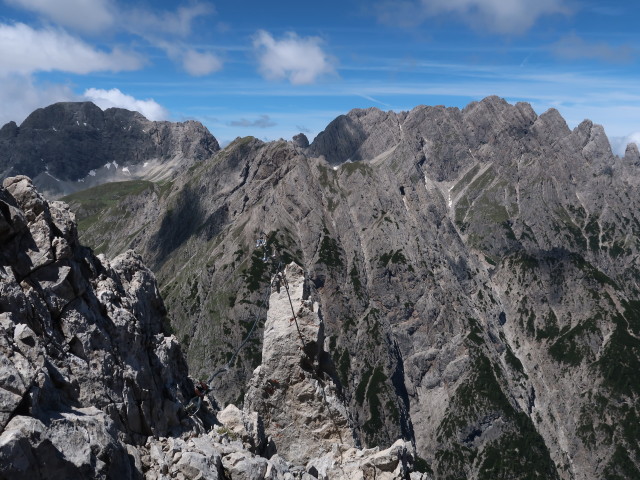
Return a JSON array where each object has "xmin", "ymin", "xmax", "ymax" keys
[{"xmin": 0, "ymin": 102, "xmax": 219, "ymax": 197}]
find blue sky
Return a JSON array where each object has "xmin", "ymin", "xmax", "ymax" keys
[{"xmin": 0, "ymin": 0, "xmax": 638, "ymax": 152}]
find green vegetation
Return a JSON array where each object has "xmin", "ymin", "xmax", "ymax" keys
[
  {"xmin": 62, "ymin": 180, "xmax": 153, "ymax": 232},
  {"xmin": 216, "ymin": 426, "xmax": 240, "ymax": 440},
  {"xmin": 241, "ymin": 250, "xmax": 270, "ymax": 292},
  {"xmin": 413, "ymin": 456, "xmax": 434, "ymax": 475},
  {"xmin": 435, "ymin": 350, "xmax": 558, "ymax": 480},
  {"xmin": 596, "ymin": 313, "xmax": 640, "ymax": 397},
  {"xmin": 336, "ymin": 349, "xmax": 351, "ymax": 386},
  {"xmin": 349, "ymin": 263, "xmax": 363, "ymax": 297},
  {"xmin": 451, "ymin": 164, "xmax": 481, "ymax": 199},
  {"xmin": 341, "ymin": 160, "xmax": 372, "ymax": 177},
  {"xmin": 477, "ymin": 414, "xmax": 558, "ymax": 480},
  {"xmin": 355, "ymin": 367, "xmax": 373, "ymax": 405},
  {"xmin": 570, "ymin": 253, "xmax": 619, "ymax": 289},
  {"xmin": 509, "ymin": 252, "xmax": 539, "ymax": 272},
  {"xmin": 504, "ymin": 345, "xmax": 526, "ymax": 377},
  {"xmin": 155, "ymin": 179, "xmax": 174, "ymax": 199},
  {"xmin": 356, "ymin": 364, "xmax": 392, "ymax": 442},
  {"xmin": 603, "ymin": 446, "xmax": 640, "ymax": 480},
  {"xmin": 316, "ymin": 164, "xmax": 339, "ymax": 194},
  {"xmin": 379, "ymin": 249, "xmax": 408, "ymax": 268},
  {"xmin": 317, "ymin": 233, "xmax": 343, "ymax": 267},
  {"xmin": 536, "ymin": 310, "xmax": 560, "ymax": 340},
  {"xmin": 466, "ymin": 318, "xmax": 483, "ymax": 346},
  {"xmin": 548, "ymin": 319, "xmax": 598, "ymax": 365}
]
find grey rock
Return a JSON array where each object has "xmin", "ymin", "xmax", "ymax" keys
[
  {"xmin": 292, "ymin": 133, "xmax": 310, "ymax": 148},
  {"xmin": 0, "ymin": 176, "xmax": 195, "ymax": 479},
  {"xmin": 624, "ymin": 141, "xmax": 640, "ymax": 166},
  {"xmin": 222, "ymin": 451, "xmax": 268, "ymax": 480},
  {"xmin": 244, "ymin": 263, "xmax": 354, "ymax": 465}
]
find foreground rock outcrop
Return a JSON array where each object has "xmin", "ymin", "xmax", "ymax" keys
[
  {"xmin": 0, "ymin": 175, "xmax": 194, "ymax": 478},
  {"xmin": 245, "ymin": 263, "xmax": 355, "ymax": 465}
]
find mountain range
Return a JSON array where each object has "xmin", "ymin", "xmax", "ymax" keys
[{"xmin": 2, "ymin": 97, "xmax": 640, "ymax": 479}]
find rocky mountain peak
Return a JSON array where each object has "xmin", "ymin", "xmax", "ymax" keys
[
  {"xmin": 0, "ymin": 103, "xmax": 220, "ymax": 197},
  {"xmin": 624, "ymin": 141, "xmax": 640, "ymax": 165},
  {"xmin": 292, "ymin": 132, "xmax": 309, "ymax": 148},
  {"xmin": 308, "ymin": 107, "xmax": 402, "ymax": 164},
  {"xmin": 20, "ymin": 101, "xmax": 107, "ymax": 130},
  {"xmin": 0, "ymin": 121, "xmax": 18, "ymax": 140}
]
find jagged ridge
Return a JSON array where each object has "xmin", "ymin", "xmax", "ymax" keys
[{"xmin": 23, "ymin": 97, "xmax": 640, "ymax": 479}]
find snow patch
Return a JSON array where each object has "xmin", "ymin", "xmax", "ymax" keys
[
  {"xmin": 52, "ymin": 127, "xmax": 57, "ymax": 132},
  {"xmin": 105, "ymin": 163, "xmax": 111, "ymax": 169},
  {"xmin": 122, "ymin": 167, "xmax": 130, "ymax": 175},
  {"xmin": 88, "ymin": 170, "xmax": 96, "ymax": 177},
  {"xmin": 143, "ymin": 162, "xmax": 149, "ymax": 167},
  {"xmin": 45, "ymin": 172, "xmax": 61, "ymax": 182}
]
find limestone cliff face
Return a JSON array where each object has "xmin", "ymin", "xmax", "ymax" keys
[{"xmin": 58, "ymin": 97, "xmax": 640, "ymax": 479}]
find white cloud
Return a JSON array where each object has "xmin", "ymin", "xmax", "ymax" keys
[
  {"xmin": 377, "ymin": 0, "xmax": 571, "ymax": 34},
  {"xmin": 4, "ymin": 2, "xmax": 221, "ymax": 77},
  {"xmin": 6, "ymin": 0, "xmax": 214, "ymax": 37},
  {"xmin": 5, "ymin": 0, "xmax": 115, "ymax": 33},
  {"xmin": 83, "ymin": 88, "xmax": 169, "ymax": 121},
  {"xmin": 180, "ymin": 49, "xmax": 223, "ymax": 76},
  {"xmin": 0, "ymin": 22, "xmax": 142, "ymax": 76},
  {"xmin": 253, "ymin": 30, "xmax": 336, "ymax": 85},
  {"xmin": 610, "ymin": 132, "xmax": 640, "ymax": 156},
  {"xmin": 124, "ymin": 2, "xmax": 215, "ymax": 38},
  {"xmin": 0, "ymin": 74, "xmax": 75, "ymax": 126},
  {"xmin": 122, "ymin": 3, "xmax": 221, "ymax": 77},
  {"xmin": 552, "ymin": 33, "xmax": 635, "ymax": 63},
  {"xmin": 229, "ymin": 115, "xmax": 276, "ymax": 128}
]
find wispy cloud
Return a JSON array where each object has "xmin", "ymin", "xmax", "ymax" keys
[
  {"xmin": 551, "ymin": 33, "xmax": 635, "ymax": 63},
  {"xmin": 175, "ymin": 48, "xmax": 223, "ymax": 76},
  {"xmin": 122, "ymin": 2, "xmax": 222, "ymax": 77},
  {"xmin": 5, "ymin": 0, "xmax": 115, "ymax": 33},
  {"xmin": 0, "ymin": 22, "xmax": 142, "ymax": 76},
  {"xmin": 609, "ymin": 132, "xmax": 640, "ymax": 156},
  {"xmin": 229, "ymin": 114, "xmax": 276, "ymax": 128},
  {"xmin": 375, "ymin": 0, "xmax": 571, "ymax": 35},
  {"xmin": 83, "ymin": 87, "xmax": 169, "ymax": 121},
  {"xmin": 0, "ymin": 75, "xmax": 75, "ymax": 126},
  {"xmin": 358, "ymin": 94, "xmax": 392, "ymax": 108},
  {"xmin": 123, "ymin": 2, "xmax": 215, "ymax": 38},
  {"xmin": 5, "ymin": 1, "xmax": 222, "ymax": 78},
  {"xmin": 253, "ymin": 30, "xmax": 336, "ymax": 85}
]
